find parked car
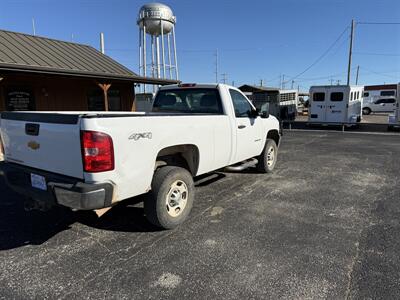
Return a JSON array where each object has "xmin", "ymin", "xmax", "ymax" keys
[
  {"xmin": 362, "ymin": 98, "xmax": 397, "ymax": 115},
  {"xmin": 0, "ymin": 84, "xmax": 281, "ymax": 229},
  {"xmin": 388, "ymin": 84, "xmax": 400, "ymax": 130}
]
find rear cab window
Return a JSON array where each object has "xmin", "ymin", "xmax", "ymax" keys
[
  {"xmin": 313, "ymin": 92, "xmax": 325, "ymax": 102},
  {"xmin": 152, "ymin": 88, "xmax": 223, "ymax": 114}
]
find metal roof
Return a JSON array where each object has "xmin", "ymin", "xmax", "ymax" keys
[
  {"xmin": 238, "ymin": 84, "xmax": 280, "ymax": 93},
  {"xmin": 364, "ymin": 84, "xmax": 397, "ymax": 91},
  {"xmin": 0, "ymin": 29, "xmax": 178, "ymax": 85}
]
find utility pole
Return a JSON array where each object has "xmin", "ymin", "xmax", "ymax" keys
[
  {"xmin": 281, "ymin": 74, "xmax": 285, "ymax": 89},
  {"xmin": 347, "ymin": 19, "xmax": 355, "ymax": 85},
  {"xmin": 214, "ymin": 49, "xmax": 218, "ymax": 83},
  {"xmin": 221, "ymin": 73, "xmax": 227, "ymax": 84},
  {"xmin": 291, "ymin": 80, "xmax": 294, "ymax": 89},
  {"xmin": 355, "ymin": 65, "xmax": 360, "ymax": 85},
  {"xmin": 260, "ymin": 79, "xmax": 264, "ymax": 87},
  {"xmin": 100, "ymin": 32, "xmax": 105, "ymax": 54},
  {"xmin": 231, "ymin": 81, "xmax": 235, "ymax": 86},
  {"xmin": 32, "ymin": 18, "xmax": 36, "ymax": 36},
  {"xmin": 337, "ymin": 79, "xmax": 341, "ymax": 85},
  {"xmin": 330, "ymin": 78, "xmax": 334, "ymax": 86}
]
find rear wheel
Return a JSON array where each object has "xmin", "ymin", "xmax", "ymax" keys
[
  {"xmin": 362, "ymin": 107, "xmax": 371, "ymax": 115},
  {"xmin": 145, "ymin": 166, "xmax": 194, "ymax": 229},
  {"xmin": 256, "ymin": 139, "xmax": 278, "ymax": 173}
]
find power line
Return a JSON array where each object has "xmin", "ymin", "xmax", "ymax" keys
[
  {"xmin": 359, "ymin": 66, "xmax": 400, "ymax": 79},
  {"xmin": 285, "ymin": 26, "xmax": 350, "ymax": 82},
  {"xmin": 357, "ymin": 22, "xmax": 400, "ymax": 25},
  {"xmin": 353, "ymin": 51, "xmax": 400, "ymax": 57}
]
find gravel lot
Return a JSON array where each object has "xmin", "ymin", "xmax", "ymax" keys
[{"xmin": 0, "ymin": 131, "xmax": 399, "ymax": 299}]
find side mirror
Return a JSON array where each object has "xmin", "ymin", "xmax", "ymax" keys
[{"xmin": 248, "ymin": 109, "xmax": 260, "ymax": 118}]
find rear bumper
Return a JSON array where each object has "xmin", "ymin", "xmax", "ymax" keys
[{"xmin": 1, "ymin": 162, "xmax": 114, "ymax": 210}]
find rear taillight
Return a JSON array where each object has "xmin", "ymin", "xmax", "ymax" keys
[{"xmin": 81, "ymin": 131, "xmax": 114, "ymax": 173}]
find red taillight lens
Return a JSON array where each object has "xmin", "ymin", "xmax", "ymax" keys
[
  {"xmin": 0, "ymin": 136, "xmax": 4, "ymax": 156},
  {"xmin": 81, "ymin": 131, "xmax": 114, "ymax": 173}
]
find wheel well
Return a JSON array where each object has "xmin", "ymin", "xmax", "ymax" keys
[
  {"xmin": 267, "ymin": 130, "xmax": 280, "ymax": 146},
  {"xmin": 156, "ymin": 145, "xmax": 199, "ymax": 175}
]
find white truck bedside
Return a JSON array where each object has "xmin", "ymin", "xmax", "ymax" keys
[{"xmin": 0, "ymin": 84, "xmax": 282, "ymax": 229}]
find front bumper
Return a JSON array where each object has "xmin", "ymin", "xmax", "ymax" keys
[{"xmin": 1, "ymin": 162, "xmax": 114, "ymax": 210}]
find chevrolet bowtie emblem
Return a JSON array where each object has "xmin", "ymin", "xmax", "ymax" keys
[{"xmin": 28, "ymin": 141, "xmax": 40, "ymax": 150}]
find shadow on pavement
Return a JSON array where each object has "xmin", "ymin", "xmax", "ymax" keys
[{"xmin": 0, "ymin": 171, "xmax": 226, "ymax": 251}]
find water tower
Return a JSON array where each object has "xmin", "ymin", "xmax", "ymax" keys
[{"xmin": 138, "ymin": 3, "xmax": 178, "ymax": 92}]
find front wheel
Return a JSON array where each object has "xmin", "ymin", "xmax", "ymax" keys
[
  {"xmin": 362, "ymin": 107, "xmax": 371, "ymax": 115},
  {"xmin": 256, "ymin": 139, "xmax": 278, "ymax": 173},
  {"xmin": 145, "ymin": 166, "xmax": 194, "ymax": 229}
]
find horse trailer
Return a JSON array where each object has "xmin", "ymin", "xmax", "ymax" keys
[
  {"xmin": 239, "ymin": 85, "xmax": 298, "ymax": 120},
  {"xmin": 308, "ymin": 85, "xmax": 363, "ymax": 124}
]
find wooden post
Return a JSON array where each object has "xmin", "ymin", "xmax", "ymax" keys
[{"xmin": 97, "ymin": 83, "xmax": 111, "ymax": 111}]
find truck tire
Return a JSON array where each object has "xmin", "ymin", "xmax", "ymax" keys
[
  {"xmin": 145, "ymin": 166, "xmax": 194, "ymax": 229},
  {"xmin": 362, "ymin": 107, "xmax": 371, "ymax": 115},
  {"xmin": 256, "ymin": 139, "xmax": 278, "ymax": 173}
]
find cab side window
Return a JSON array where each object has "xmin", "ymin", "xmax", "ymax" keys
[{"xmin": 229, "ymin": 89, "xmax": 253, "ymax": 117}]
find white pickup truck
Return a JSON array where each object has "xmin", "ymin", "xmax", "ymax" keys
[{"xmin": 0, "ymin": 84, "xmax": 281, "ymax": 229}]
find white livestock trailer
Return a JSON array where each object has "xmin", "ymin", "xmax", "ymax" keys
[{"xmin": 308, "ymin": 85, "xmax": 363, "ymax": 124}]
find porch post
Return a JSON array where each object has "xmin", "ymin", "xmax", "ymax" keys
[{"xmin": 97, "ymin": 83, "xmax": 111, "ymax": 111}]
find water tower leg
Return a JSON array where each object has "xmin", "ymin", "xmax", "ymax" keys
[
  {"xmin": 156, "ymin": 36, "xmax": 161, "ymax": 79},
  {"xmin": 167, "ymin": 33, "xmax": 172, "ymax": 79},
  {"xmin": 161, "ymin": 20, "xmax": 166, "ymax": 78},
  {"xmin": 172, "ymin": 25, "xmax": 179, "ymax": 80},
  {"xmin": 151, "ymin": 35, "xmax": 155, "ymax": 79},
  {"xmin": 143, "ymin": 25, "xmax": 147, "ymax": 94},
  {"xmin": 139, "ymin": 28, "xmax": 142, "ymax": 91}
]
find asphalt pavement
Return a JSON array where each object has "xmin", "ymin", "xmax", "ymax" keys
[{"xmin": 0, "ymin": 131, "xmax": 399, "ymax": 299}]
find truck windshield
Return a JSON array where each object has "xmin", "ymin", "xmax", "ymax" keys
[{"xmin": 152, "ymin": 88, "xmax": 223, "ymax": 114}]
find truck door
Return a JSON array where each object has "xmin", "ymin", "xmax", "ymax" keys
[
  {"xmin": 326, "ymin": 89, "xmax": 346, "ymax": 123},
  {"xmin": 309, "ymin": 88, "xmax": 326, "ymax": 122},
  {"xmin": 229, "ymin": 89, "xmax": 263, "ymax": 163}
]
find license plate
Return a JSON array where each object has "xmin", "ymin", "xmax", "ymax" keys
[{"xmin": 31, "ymin": 173, "xmax": 47, "ymax": 191}]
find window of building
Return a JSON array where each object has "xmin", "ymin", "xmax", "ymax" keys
[
  {"xmin": 350, "ymin": 92, "xmax": 353, "ymax": 101},
  {"xmin": 357, "ymin": 91, "xmax": 360, "ymax": 99},
  {"xmin": 381, "ymin": 90, "xmax": 395, "ymax": 97},
  {"xmin": 330, "ymin": 92, "xmax": 344, "ymax": 102},
  {"xmin": 313, "ymin": 92, "xmax": 325, "ymax": 102},
  {"xmin": 363, "ymin": 92, "xmax": 369, "ymax": 97},
  {"xmin": 229, "ymin": 89, "xmax": 253, "ymax": 117},
  {"xmin": 87, "ymin": 89, "xmax": 121, "ymax": 111}
]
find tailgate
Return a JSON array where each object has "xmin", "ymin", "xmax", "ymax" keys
[{"xmin": 0, "ymin": 112, "xmax": 84, "ymax": 179}]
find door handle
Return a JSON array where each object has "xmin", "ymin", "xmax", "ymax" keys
[{"xmin": 238, "ymin": 125, "xmax": 246, "ymax": 129}]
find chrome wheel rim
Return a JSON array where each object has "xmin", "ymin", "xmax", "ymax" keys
[
  {"xmin": 267, "ymin": 146, "xmax": 275, "ymax": 167},
  {"xmin": 166, "ymin": 180, "xmax": 188, "ymax": 217}
]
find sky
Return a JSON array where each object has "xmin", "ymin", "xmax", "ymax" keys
[{"xmin": 0, "ymin": 0, "xmax": 399, "ymax": 91}]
